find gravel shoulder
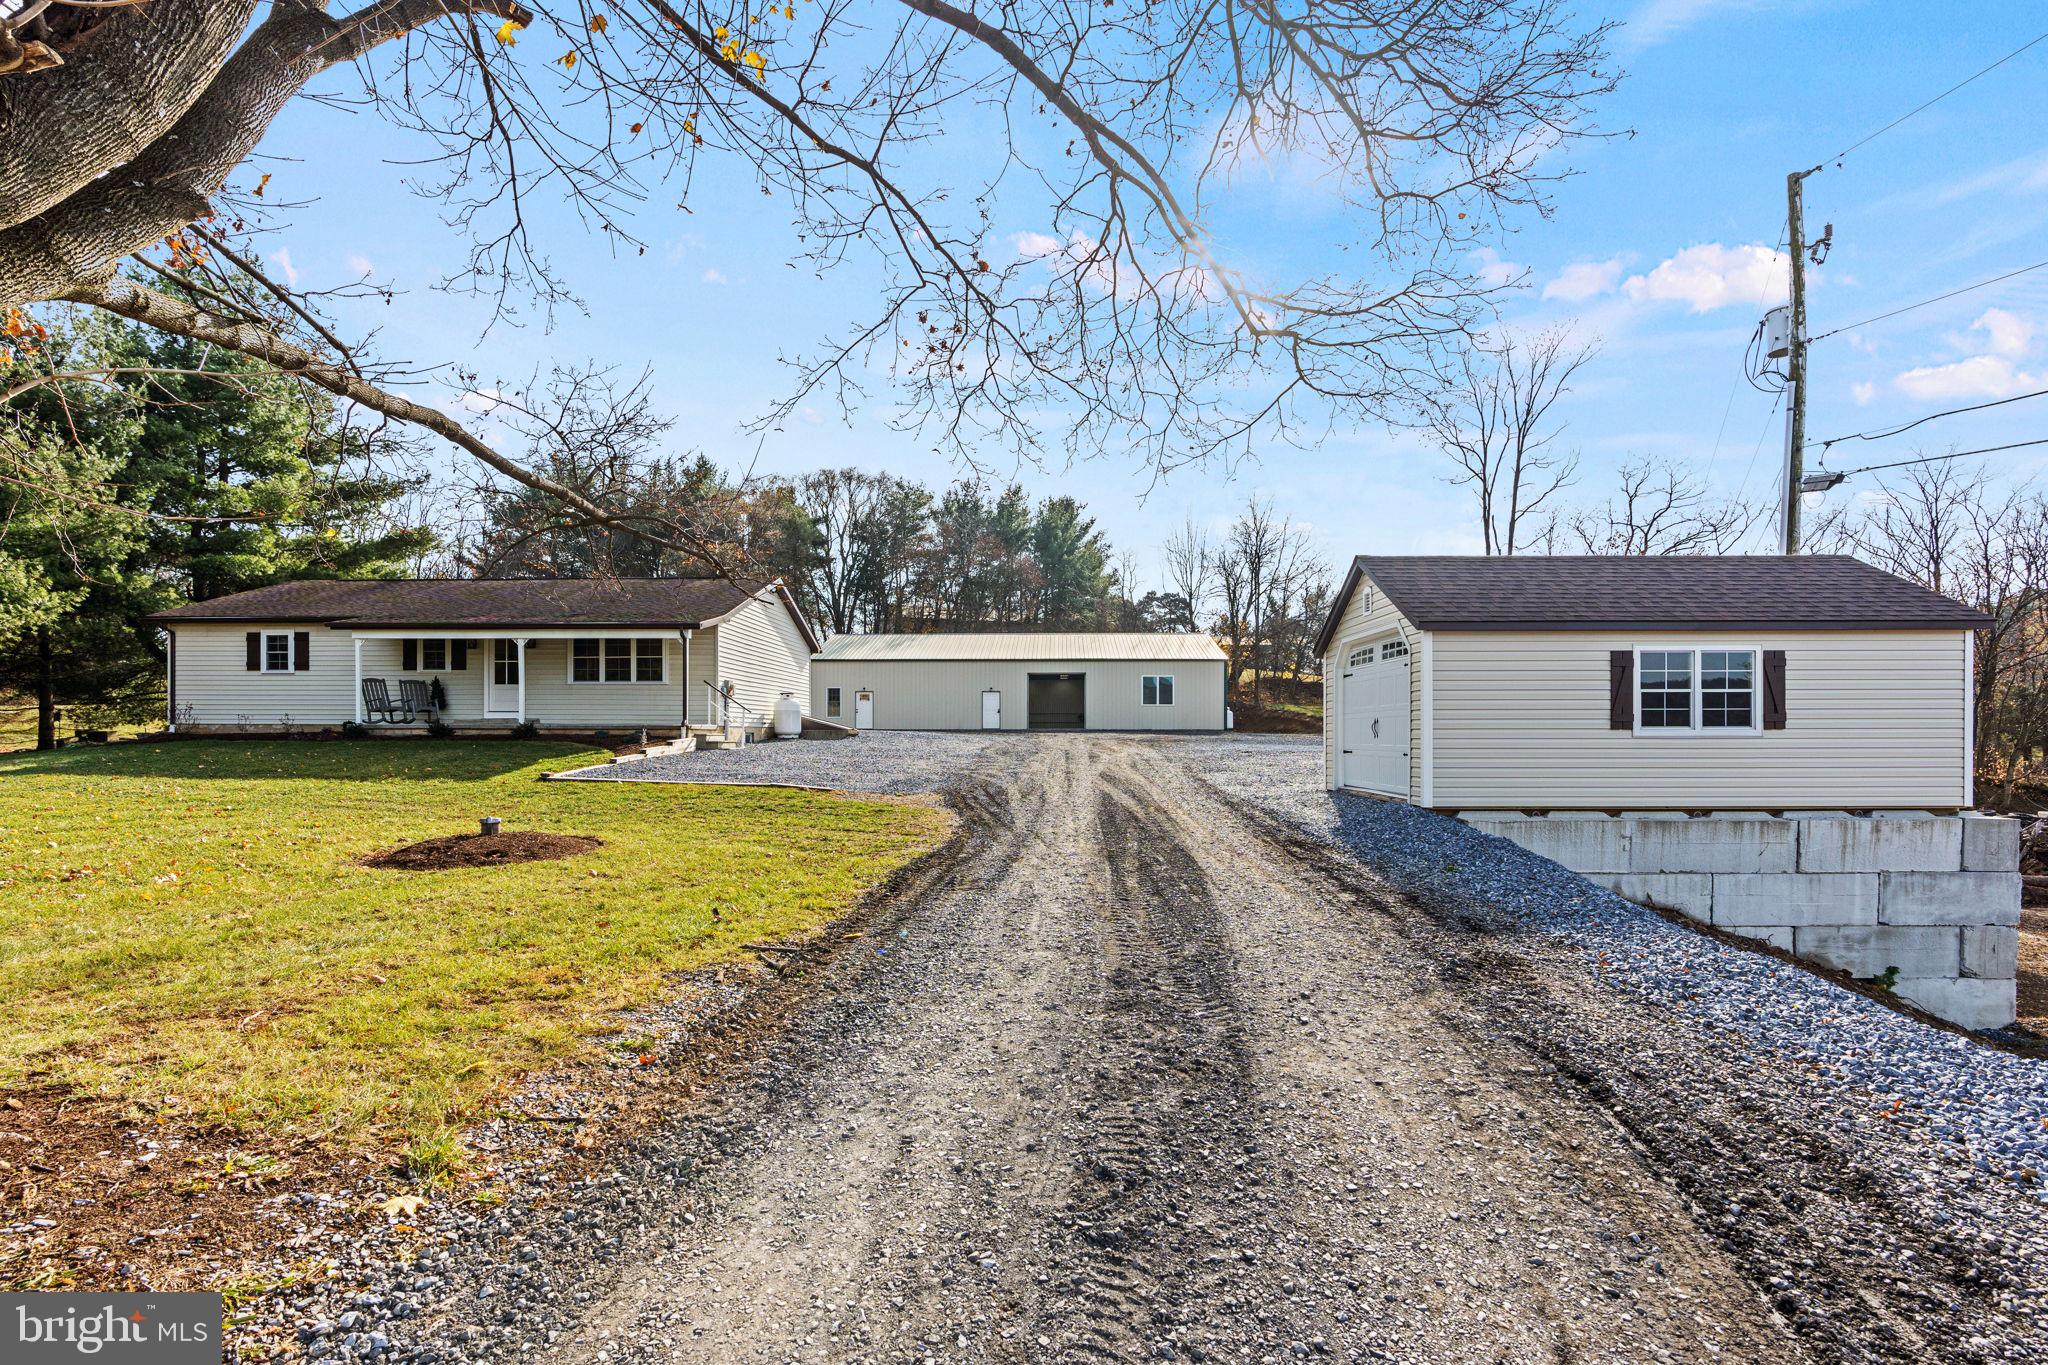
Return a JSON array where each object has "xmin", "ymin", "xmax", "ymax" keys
[
  {"xmin": 279, "ymin": 733, "xmax": 2048, "ymax": 1365},
  {"xmin": 552, "ymin": 730, "xmax": 1010, "ymax": 795}
]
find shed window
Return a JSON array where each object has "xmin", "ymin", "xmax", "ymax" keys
[
  {"xmin": 1142, "ymin": 675, "xmax": 1175, "ymax": 706},
  {"xmin": 826, "ymin": 686, "xmax": 842, "ymax": 717},
  {"xmin": 1636, "ymin": 648, "xmax": 1758, "ymax": 732},
  {"xmin": 570, "ymin": 638, "xmax": 666, "ymax": 683},
  {"xmin": 421, "ymin": 638, "xmax": 447, "ymax": 671},
  {"xmin": 261, "ymin": 632, "xmax": 293, "ymax": 673}
]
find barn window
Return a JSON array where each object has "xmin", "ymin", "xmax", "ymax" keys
[
  {"xmin": 1142, "ymin": 675, "xmax": 1175, "ymax": 706},
  {"xmin": 826, "ymin": 686, "xmax": 842, "ymax": 717},
  {"xmin": 1635, "ymin": 648, "xmax": 1759, "ymax": 733}
]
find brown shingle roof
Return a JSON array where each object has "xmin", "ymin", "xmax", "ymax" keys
[
  {"xmin": 1316, "ymin": 555, "xmax": 1991, "ymax": 651},
  {"xmin": 151, "ymin": 577, "xmax": 771, "ymax": 631}
]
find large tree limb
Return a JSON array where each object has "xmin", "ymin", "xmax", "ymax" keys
[
  {"xmin": 0, "ymin": 0, "xmax": 261, "ymax": 233},
  {"xmin": 0, "ymin": 0, "xmax": 531, "ymax": 310},
  {"xmin": 71, "ymin": 274, "xmax": 710, "ymax": 561}
]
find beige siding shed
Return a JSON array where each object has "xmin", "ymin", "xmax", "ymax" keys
[{"xmin": 1315, "ymin": 555, "xmax": 1988, "ymax": 812}]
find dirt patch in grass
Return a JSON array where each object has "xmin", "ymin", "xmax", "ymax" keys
[{"xmin": 360, "ymin": 831, "xmax": 602, "ymax": 871}]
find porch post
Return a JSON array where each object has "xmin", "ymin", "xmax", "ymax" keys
[
  {"xmin": 514, "ymin": 637, "xmax": 528, "ymax": 722},
  {"xmin": 353, "ymin": 637, "xmax": 364, "ymax": 723},
  {"xmin": 680, "ymin": 629, "xmax": 693, "ymax": 732}
]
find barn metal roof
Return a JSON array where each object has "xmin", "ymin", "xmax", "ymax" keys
[{"xmin": 814, "ymin": 632, "xmax": 1226, "ymax": 663}]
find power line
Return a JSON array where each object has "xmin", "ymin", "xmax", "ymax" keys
[
  {"xmin": 1809, "ymin": 258, "xmax": 2048, "ymax": 344},
  {"xmin": 1808, "ymin": 385, "xmax": 2048, "ymax": 449},
  {"xmin": 1825, "ymin": 29, "xmax": 2048, "ymax": 166},
  {"xmin": 1829, "ymin": 435, "xmax": 2048, "ymax": 478}
]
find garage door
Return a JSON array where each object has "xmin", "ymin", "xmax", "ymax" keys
[{"xmin": 1338, "ymin": 636, "xmax": 1410, "ymax": 796}]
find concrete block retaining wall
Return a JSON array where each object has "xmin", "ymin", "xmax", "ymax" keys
[{"xmin": 1459, "ymin": 811, "xmax": 2021, "ymax": 1031}]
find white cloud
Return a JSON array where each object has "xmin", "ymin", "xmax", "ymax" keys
[
  {"xmin": 1894, "ymin": 355, "xmax": 2042, "ymax": 401},
  {"xmin": 345, "ymin": 253, "xmax": 374, "ymax": 277},
  {"xmin": 1622, "ymin": 243, "xmax": 1789, "ymax": 313},
  {"xmin": 1623, "ymin": 0, "xmax": 1769, "ymax": 50},
  {"xmin": 1972, "ymin": 307, "xmax": 2034, "ymax": 359},
  {"xmin": 1893, "ymin": 308, "xmax": 2043, "ymax": 400},
  {"xmin": 1852, "ymin": 381, "xmax": 1876, "ymax": 405},
  {"xmin": 267, "ymin": 248, "xmax": 300, "ymax": 288},
  {"xmin": 1468, "ymin": 247, "xmax": 1522, "ymax": 289},
  {"xmin": 455, "ymin": 387, "xmax": 507, "ymax": 414},
  {"xmin": 701, "ymin": 267, "xmax": 728, "ymax": 285},
  {"xmin": 1543, "ymin": 258, "xmax": 1624, "ymax": 302}
]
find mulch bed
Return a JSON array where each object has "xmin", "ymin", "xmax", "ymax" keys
[{"xmin": 360, "ymin": 831, "xmax": 602, "ymax": 871}]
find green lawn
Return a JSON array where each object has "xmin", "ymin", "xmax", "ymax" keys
[{"xmin": 0, "ymin": 741, "xmax": 947, "ymax": 1147}]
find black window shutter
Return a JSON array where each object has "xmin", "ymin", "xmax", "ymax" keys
[
  {"xmin": 246, "ymin": 632, "xmax": 260, "ymax": 671},
  {"xmin": 1762, "ymin": 650, "xmax": 1787, "ymax": 730},
  {"xmin": 452, "ymin": 639, "xmax": 468, "ymax": 670},
  {"xmin": 402, "ymin": 639, "xmax": 417, "ymax": 671},
  {"xmin": 1608, "ymin": 650, "xmax": 1634, "ymax": 730},
  {"xmin": 293, "ymin": 631, "xmax": 311, "ymax": 671}
]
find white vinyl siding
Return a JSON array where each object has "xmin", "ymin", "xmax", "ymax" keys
[
  {"xmin": 165, "ymin": 584, "xmax": 816, "ymax": 732},
  {"xmin": 1319, "ymin": 573, "xmax": 1423, "ymax": 794},
  {"xmin": 169, "ymin": 625, "xmax": 354, "ymax": 726},
  {"xmin": 1430, "ymin": 628, "xmax": 1970, "ymax": 809},
  {"xmin": 810, "ymin": 657, "xmax": 1225, "ymax": 731},
  {"xmin": 707, "ymin": 589, "xmax": 813, "ymax": 725}
]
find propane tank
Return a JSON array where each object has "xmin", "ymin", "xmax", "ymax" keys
[{"xmin": 772, "ymin": 692, "xmax": 803, "ymax": 738}]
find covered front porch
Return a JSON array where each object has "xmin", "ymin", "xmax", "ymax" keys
[{"xmin": 345, "ymin": 627, "xmax": 751, "ymax": 731}]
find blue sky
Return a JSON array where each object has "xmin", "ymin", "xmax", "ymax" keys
[{"xmin": 254, "ymin": 0, "xmax": 2048, "ymax": 587}]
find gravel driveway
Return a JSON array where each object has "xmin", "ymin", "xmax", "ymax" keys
[{"xmin": 311, "ymin": 734, "xmax": 2046, "ymax": 1365}]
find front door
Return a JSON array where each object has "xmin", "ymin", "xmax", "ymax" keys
[
  {"xmin": 1339, "ymin": 636, "xmax": 1410, "ymax": 796},
  {"xmin": 981, "ymin": 689, "xmax": 1002, "ymax": 729},
  {"xmin": 854, "ymin": 690, "xmax": 874, "ymax": 729},
  {"xmin": 485, "ymin": 639, "xmax": 521, "ymax": 716}
]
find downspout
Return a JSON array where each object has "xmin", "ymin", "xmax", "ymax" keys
[{"xmin": 165, "ymin": 629, "xmax": 178, "ymax": 733}]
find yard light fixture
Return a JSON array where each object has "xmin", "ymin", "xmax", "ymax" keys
[{"xmin": 480, "ymin": 817, "xmax": 502, "ymax": 836}]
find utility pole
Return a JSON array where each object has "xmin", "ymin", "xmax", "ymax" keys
[{"xmin": 1781, "ymin": 167, "xmax": 1815, "ymax": 554}]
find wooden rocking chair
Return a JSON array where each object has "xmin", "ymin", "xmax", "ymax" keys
[{"xmin": 361, "ymin": 678, "xmax": 414, "ymax": 724}]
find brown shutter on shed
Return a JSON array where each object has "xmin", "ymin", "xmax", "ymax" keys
[
  {"xmin": 1762, "ymin": 650, "xmax": 1787, "ymax": 730},
  {"xmin": 402, "ymin": 639, "xmax": 417, "ymax": 671},
  {"xmin": 1608, "ymin": 650, "xmax": 1634, "ymax": 729},
  {"xmin": 451, "ymin": 640, "xmax": 468, "ymax": 670},
  {"xmin": 293, "ymin": 631, "xmax": 311, "ymax": 671},
  {"xmin": 246, "ymin": 632, "xmax": 260, "ymax": 671}
]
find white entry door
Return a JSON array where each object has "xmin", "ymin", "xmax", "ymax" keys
[
  {"xmin": 981, "ymin": 690, "xmax": 1002, "ymax": 729},
  {"xmin": 855, "ymin": 690, "xmax": 874, "ymax": 729},
  {"xmin": 485, "ymin": 639, "xmax": 522, "ymax": 716},
  {"xmin": 1339, "ymin": 636, "xmax": 1410, "ymax": 796}
]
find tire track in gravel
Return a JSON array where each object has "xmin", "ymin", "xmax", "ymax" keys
[{"xmin": 1151, "ymin": 742, "xmax": 2038, "ymax": 1365}]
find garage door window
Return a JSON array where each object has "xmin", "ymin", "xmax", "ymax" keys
[
  {"xmin": 1380, "ymin": 639, "xmax": 1409, "ymax": 660},
  {"xmin": 1142, "ymin": 675, "xmax": 1175, "ymax": 706},
  {"xmin": 1346, "ymin": 645, "xmax": 1372, "ymax": 668}
]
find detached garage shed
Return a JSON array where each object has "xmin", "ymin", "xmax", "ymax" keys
[
  {"xmin": 811, "ymin": 632, "xmax": 1226, "ymax": 731},
  {"xmin": 1314, "ymin": 555, "xmax": 1990, "ymax": 811}
]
